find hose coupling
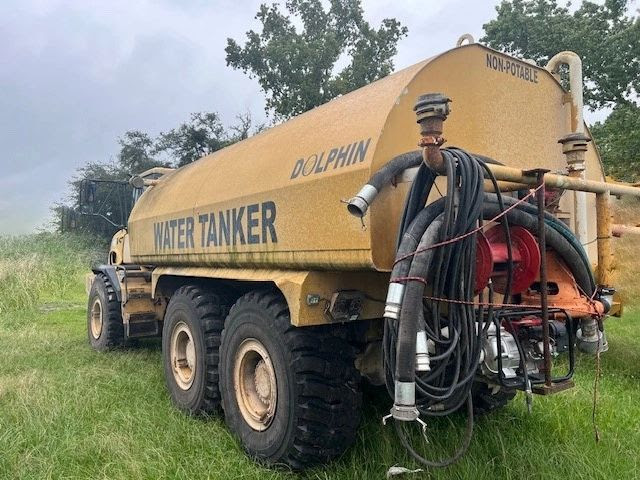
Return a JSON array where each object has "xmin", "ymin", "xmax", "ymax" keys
[
  {"xmin": 346, "ymin": 184, "xmax": 378, "ymax": 218},
  {"xmin": 597, "ymin": 286, "xmax": 615, "ymax": 314},
  {"xmin": 384, "ymin": 380, "xmax": 420, "ymax": 422},
  {"xmin": 384, "ymin": 283, "xmax": 405, "ymax": 320},
  {"xmin": 414, "ymin": 93, "xmax": 451, "ymax": 123},
  {"xmin": 414, "ymin": 93, "xmax": 451, "ymax": 173},
  {"xmin": 415, "ymin": 329, "xmax": 431, "ymax": 372},
  {"xmin": 576, "ymin": 317, "xmax": 608, "ymax": 354}
]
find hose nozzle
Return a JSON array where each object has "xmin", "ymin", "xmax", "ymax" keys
[{"xmin": 346, "ymin": 184, "xmax": 378, "ymax": 217}]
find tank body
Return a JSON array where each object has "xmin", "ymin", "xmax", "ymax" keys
[{"xmin": 128, "ymin": 43, "xmax": 605, "ymax": 271}]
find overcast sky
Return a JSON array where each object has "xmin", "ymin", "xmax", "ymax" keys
[{"xmin": 1, "ymin": 0, "xmax": 634, "ymax": 234}]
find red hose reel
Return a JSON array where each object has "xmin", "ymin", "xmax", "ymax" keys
[{"xmin": 475, "ymin": 225, "xmax": 541, "ymax": 294}]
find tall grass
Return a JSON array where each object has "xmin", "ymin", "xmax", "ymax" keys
[{"xmin": 0, "ymin": 233, "xmax": 104, "ymax": 313}]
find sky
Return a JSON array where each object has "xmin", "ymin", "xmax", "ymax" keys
[{"xmin": 0, "ymin": 0, "xmax": 635, "ymax": 234}]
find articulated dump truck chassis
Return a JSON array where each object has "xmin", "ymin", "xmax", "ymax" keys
[{"xmin": 86, "ymin": 43, "xmax": 638, "ymax": 469}]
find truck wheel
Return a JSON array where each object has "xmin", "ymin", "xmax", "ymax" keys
[
  {"xmin": 219, "ymin": 290, "xmax": 362, "ymax": 469},
  {"xmin": 162, "ymin": 285, "xmax": 230, "ymax": 414},
  {"xmin": 87, "ymin": 273, "xmax": 124, "ymax": 351},
  {"xmin": 471, "ymin": 382, "xmax": 517, "ymax": 415}
]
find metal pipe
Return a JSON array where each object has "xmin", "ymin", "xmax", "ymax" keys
[
  {"xmin": 546, "ymin": 52, "xmax": 588, "ymax": 245},
  {"xmin": 559, "ymin": 134, "xmax": 590, "ymax": 245},
  {"xmin": 596, "ymin": 192, "xmax": 613, "ymax": 285},
  {"xmin": 612, "ymin": 224, "xmax": 640, "ymax": 237},
  {"xmin": 414, "ymin": 154, "xmax": 640, "ymax": 197},
  {"xmin": 534, "ymin": 170, "xmax": 552, "ymax": 387},
  {"xmin": 396, "ymin": 166, "xmax": 528, "ymax": 192},
  {"xmin": 484, "ymin": 164, "xmax": 640, "ymax": 198},
  {"xmin": 545, "ymin": 52, "xmax": 584, "ymax": 134}
]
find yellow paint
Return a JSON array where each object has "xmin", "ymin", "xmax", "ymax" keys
[
  {"xmin": 124, "ymin": 44, "xmax": 608, "ymax": 325},
  {"xmin": 152, "ymin": 267, "xmax": 388, "ymax": 326}
]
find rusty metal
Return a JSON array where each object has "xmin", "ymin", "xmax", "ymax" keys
[
  {"xmin": 532, "ymin": 379, "xmax": 575, "ymax": 395},
  {"xmin": 529, "ymin": 168, "xmax": 552, "ymax": 387},
  {"xmin": 520, "ymin": 251, "xmax": 605, "ymax": 318},
  {"xmin": 418, "ymin": 135, "xmax": 446, "ymax": 148},
  {"xmin": 414, "ymin": 93, "xmax": 451, "ymax": 172}
]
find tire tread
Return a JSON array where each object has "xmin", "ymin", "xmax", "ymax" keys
[{"xmin": 221, "ymin": 290, "xmax": 362, "ymax": 469}]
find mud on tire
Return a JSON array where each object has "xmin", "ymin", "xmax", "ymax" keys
[{"xmin": 219, "ymin": 290, "xmax": 362, "ymax": 469}]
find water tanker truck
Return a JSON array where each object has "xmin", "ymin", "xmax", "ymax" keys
[{"xmin": 86, "ymin": 40, "xmax": 638, "ymax": 469}]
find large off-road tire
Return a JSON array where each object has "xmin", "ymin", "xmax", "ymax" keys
[
  {"xmin": 219, "ymin": 290, "xmax": 362, "ymax": 470},
  {"xmin": 87, "ymin": 273, "xmax": 124, "ymax": 351},
  {"xmin": 162, "ymin": 285, "xmax": 230, "ymax": 414},
  {"xmin": 471, "ymin": 382, "xmax": 517, "ymax": 415}
]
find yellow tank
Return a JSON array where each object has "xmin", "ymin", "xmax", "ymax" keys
[{"xmin": 128, "ymin": 43, "xmax": 604, "ymax": 273}]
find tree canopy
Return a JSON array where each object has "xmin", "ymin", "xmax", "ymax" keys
[
  {"xmin": 225, "ymin": 0, "xmax": 407, "ymax": 120},
  {"xmin": 482, "ymin": 0, "xmax": 639, "ymax": 109},
  {"xmin": 591, "ymin": 102, "xmax": 640, "ymax": 183},
  {"xmin": 483, "ymin": 0, "xmax": 640, "ymax": 181}
]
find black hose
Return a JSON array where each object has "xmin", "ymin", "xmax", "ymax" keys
[
  {"xmin": 393, "ymin": 149, "xmax": 485, "ymax": 417},
  {"xmin": 367, "ymin": 151, "xmax": 423, "ymax": 191}
]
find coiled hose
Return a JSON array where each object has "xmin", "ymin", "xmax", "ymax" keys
[{"xmin": 351, "ymin": 146, "xmax": 594, "ymax": 467}]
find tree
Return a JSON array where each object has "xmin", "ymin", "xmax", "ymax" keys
[
  {"xmin": 154, "ymin": 112, "xmax": 230, "ymax": 167},
  {"xmin": 225, "ymin": 0, "xmax": 407, "ymax": 120},
  {"xmin": 153, "ymin": 111, "xmax": 264, "ymax": 167},
  {"xmin": 482, "ymin": 0, "xmax": 639, "ymax": 109},
  {"xmin": 117, "ymin": 130, "xmax": 166, "ymax": 174},
  {"xmin": 482, "ymin": 0, "xmax": 640, "ymax": 180},
  {"xmin": 591, "ymin": 103, "xmax": 640, "ymax": 183}
]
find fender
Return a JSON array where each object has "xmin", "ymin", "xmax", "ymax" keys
[{"xmin": 91, "ymin": 264, "xmax": 122, "ymax": 302}]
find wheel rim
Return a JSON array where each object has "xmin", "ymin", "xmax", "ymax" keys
[
  {"xmin": 170, "ymin": 321, "xmax": 197, "ymax": 390},
  {"xmin": 90, "ymin": 298, "xmax": 103, "ymax": 339},
  {"xmin": 234, "ymin": 338, "xmax": 277, "ymax": 431}
]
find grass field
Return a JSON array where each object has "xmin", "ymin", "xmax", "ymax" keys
[{"xmin": 1, "ymin": 212, "xmax": 639, "ymax": 479}]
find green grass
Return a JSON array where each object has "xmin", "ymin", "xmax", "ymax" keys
[{"xmin": 1, "ymin": 234, "xmax": 639, "ymax": 479}]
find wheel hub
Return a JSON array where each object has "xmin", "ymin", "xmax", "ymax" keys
[
  {"xmin": 254, "ymin": 360, "xmax": 272, "ymax": 403},
  {"xmin": 90, "ymin": 298, "xmax": 103, "ymax": 339},
  {"xmin": 170, "ymin": 321, "xmax": 196, "ymax": 390},
  {"xmin": 234, "ymin": 338, "xmax": 277, "ymax": 431}
]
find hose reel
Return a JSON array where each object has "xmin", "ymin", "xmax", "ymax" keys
[{"xmin": 475, "ymin": 225, "xmax": 541, "ymax": 294}]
